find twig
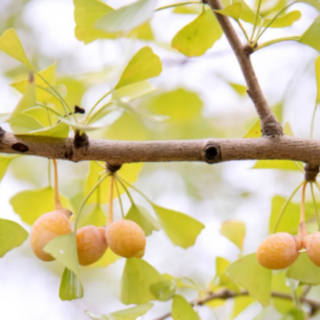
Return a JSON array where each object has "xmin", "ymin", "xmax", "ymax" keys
[
  {"xmin": 153, "ymin": 289, "xmax": 320, "ymax": 320},
  {"xmin": 206, "ymin": 0, "xmax": 283, "ymax": 136}
]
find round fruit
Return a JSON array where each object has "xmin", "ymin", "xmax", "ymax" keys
[
  {"xmin": 256, "ymin": 232, "xmax": 300, "ymax": 270},
  {"xmin": 76, "ymin": 225, "xmax": 108, "ymax": 266},
  {"xmin": 106, "ymin": 219, "xmax": 146, "ymax": 258},
  {"xmin": 30, "ymin": 210, "xmax": 72, "ymax": 261},
  {"xmin": 303, "ymin": 232, "xmax": 320, "ymax": 267}
]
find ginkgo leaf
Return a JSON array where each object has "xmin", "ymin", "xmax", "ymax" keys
[
  {"xmin": 10, "ymin": 186, "xmax": 71, "ymax": 225},
  {"xmin": 85, "ymin": 162, "xmax": 143, "ymax": 204},
  {"xmin": 152, "ymin": 204, "xmax": 205, "ymax": 248},
  {"xmin": 263, "ymin": 10, "xmax": 301, "ymax": 28},
  {"xmin": 0, "ymin": 29, "xmax": 33, "ymax": 69},
  {"xmin": 0, "ymin": 218, "xmax": 28, "ymax": 257},
  {"xmin": 286, "ymin": 252, "xmax": 320, "ymax": 284},
  {"xmin": 252, "ymin": 160, "xmax": 301, "ymax": 171},
  {"xmin": 150, "ymin": 280, "xmax": 176, "ymax": 301},
  {"xmin": 59, "ymin": 268, "xmax": 84, "ymax": 301},
  {"xmin": 114, "ymin": 81, "xmax": 156, "ymax": 103},
  {"xmin": 227, "ymin": 253, "xmax": 271, "ymax": 306},
  {"xmin": 127, "ymin": 22, "xmax": 154, "ymax": 40},
  {"xmin": 172, "ymin": 295, "xmax": 200, "ymax": 320},
  {"xmin": 0, "ymin": 113, "xmax": 10, "ymax": 122},
  {"xmin": 125, "ymin": 204, "xmax": 161, "ymax": 236},
  {"xmin": 115, "ymin": 47, "xmax": 162, "ymax": 89},
  {"xmin": 0, "ymin": 155, "xmax": 19, "ymax": 183},
  {"xmin": 233, "ymin": 0, "xmax": 257, "ymax": 24},
  {"xmin": 120, "ymin": 258, "xmax": 163, "ymax": 304},
  {"xmin": 79, "ymin": 206, "xmax": 107, "ymax": 228},
  {"xmin": 244, "ymin": 120, "xmax": 261, "ymax": 138},
  {"xmin": 220, "ymin": 220, "xmax": 245, "ymax": 251},
  {"xmin": 11, "ymin": 62, "xmax": 57, "ymax": 104},
  {"xmin": 215, "ymin": 2, "xmax": 242, "ymax": 20},
  {"xmin": 16, "ymin": 121, "xmax": 69, "ymax": 138},
  {"xmin": 216, "ymin": 257, "xmax": 230, "ymax": 277},
  {"xmin": 95, "ymin": 0, "xmax": 157, "ymax": 33},
  {"xmin": 172, "ymin": 8, "xmax": 222, "ymax": 57},
  {"xmin": 146, "ymin": 88, "xmax": 203, "ymax": 121},
  {"xmin": 233, "ymin": 296, "xmax": 255, "ymax": 318},
  {"xmin": 316, "ymin": 56, "xmax": 320, "ymax": 104},
  {"xmin": 85, "ymin": 303, "xmax": 154, "ymax": 320},
  {"xmin": 229, "ymin": 82, "xmax": 247, "ymax": 95},
  {"xmin": 299, "ymin": 15, "xmax": 320, "ymax": 52},
  {"xmin": 44, "ymin": 232, "xmax": 79, "ymax": 276}
]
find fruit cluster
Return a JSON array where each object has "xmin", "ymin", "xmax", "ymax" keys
[
  {"xmin": 30, "ymin": 160, "xmax": 146, "ymax": 266},
  {"xmin": 256, "ymin": 181, "xmax": 320, "ymax": 270}
]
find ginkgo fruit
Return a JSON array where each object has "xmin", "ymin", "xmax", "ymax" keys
[
  {"xmin": 30, "ymin": 209, "xmax": 72, "ymax": 261},
  {"xmin": 303, "ymin": 232, "xmax": 320, "ymax": 267},
  {"xmin": 76, "ymin": 225, "xmax": 108, "ymax": 266},
  {"xmin": 106, "ymin": 219, "xmax": 146, "ymax": 258},
  {"xmin": 256, "ymin": 232, "xmax": 301, "ymax": 270}
]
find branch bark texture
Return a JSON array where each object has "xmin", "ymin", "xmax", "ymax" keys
[
  {"xmin": 153, "ymin": 289, "xmax": 320, "ymax": 320},
  {"xmin": 2, "ymin": 130, "xmax": 320, "ymax": 166},
  {"xmin": 206, "ymin": 0, "xmax": 283, "ymax": 137}
]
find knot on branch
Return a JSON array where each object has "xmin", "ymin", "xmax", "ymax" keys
[
  {"xmin": 106, "ymin": 163, "xmax": 122, "ymax": 173},
  {"xmin": 203, "ymin": 142, "xmax": 221, "ymax": 164},
  {"xmin": 12, "ymin": 142, "xmax": 29, "ymax": 153},
  {"xmin": 74, "ymin": 105, "xmax": 85, "ymax": 114},
  {"xmin": 74, "ymin": 131, "xmax": 89, "ymax": 149},
  {"xmin": 244, "ymin": 44, "xmax": 255, "ymax": 56},
  {"xmin": 262, "ymin": 121, "xmax": 283, "ymax": 137},
  {"xmin": 305, "ymin": 164, "xmax": 319, "ymax": 182}
]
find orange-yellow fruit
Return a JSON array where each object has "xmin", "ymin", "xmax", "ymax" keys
[
  {"xmin": 30, "ymin": 210, "xmax": 72, "ymax": 261},
  {"xmin": 76, "ymin": 225, "xmax": 108, "ymax": 266},
  {"xmin": 256, "ymin": 232, "xmax": 300, "ymax": 270},
  {"xmin": 106, "ymin": 219, "xmax": 146, "ymax": 258},
  {"xmin": 303, "ymin": 232, "xmax": 320, "ymax": 267}
]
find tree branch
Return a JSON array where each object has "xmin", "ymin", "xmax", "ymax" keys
[
  {"xmin": 206, "ymin": 0, "xmax": 283, "ymax": 137},
  {"xmin": 2, "ymin": 130, "xmax": 320, "ymax": 167},
  {"xmin": 153, "ymin": 289, "xmax": 320, "ymax": 320}
]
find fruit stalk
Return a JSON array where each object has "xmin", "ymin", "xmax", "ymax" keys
[
  {"xmin": 52, "ymin": 159, "xmax": 63, "ymax": 210},
  {"xmin": 299, "ymin": 180, "xmax": 308, "ymax": 238},
  {"xmin": 108, "ymin": 175, "xmax": 114, "ymax": 225}
]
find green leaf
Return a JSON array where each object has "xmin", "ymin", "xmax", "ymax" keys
[
  {"xmin": 220, "ymin": 220, "xmax": 245, "ymax": 251},
  {"xmin": 252, "ymin": 160, "xmax": 301, "ymax": 171},
  {"xmin": 0, "ymin": 113, "xmax": 11, "ymax": 122},
  {"xmin": 0, "ymin": 155, "xmax": 18, "ymax": 183},
  {"xmin": 172, "ymin": 295, "xmax": 201, "ymax": 320},
  {"xmin": 114, "ymin": 81, "xmax": 156, "ymax": 103},
  {"xmin": 0, "ymin": 218, "xmax": 28, "ymax": 257},
  {"xmin": 0, "ymin": 29, "xmax": 33, "ymax": 69},
  {"xmin": 127, "ymin": 21, "xmax": 154, "ymax": 40},
  {"xmin": 233, "ymin": 0, "xmax": 257, "ymax": 24},
  {"xmin": 316, "ymin": 56, "xmax": 320, "ymax": 104},
  {"xmin": 16, "ymin": 121, "xmax": 69, "ymax": 138},
  {"xmin": 73, "ymin": 0, "xmax": 117, "ymax": 44},
  {"xmin": 229, "ymin": 82, "xmax": 247, "ymax": 95},
  {"xmin": 263, "ymin": 11, "xmax": 301, "ymax": 28},
  {"xmin": 115, "ymin": 47, "xmax": 162, "ymax": 89},
  {"xmin": 85, "ymin": 303, "xmax": 154, "ymax": 320},
  {"xmin": 244, "ymin": 119, "xmax": 261, "ymax": 138},
  {"xmin": 173, "ymin": 5, "xmax": 202, "ymax": 14},
  {"xmin": 85, "ymin": 162, "xmax": 143, "ymax": 204},
  {"xmin": 232, "ymin": 296, "xmax": 255, "ymax": 318},
  {"xmin": 215, "ymin": 2, "xmax": 242, "ymax": 20},
  {"xmin": 125, "ymin": 204, "xmax": 161, "ymax": 236},
  {"xmin": 44, "ymin": 233, "xmax": 79, "ymax": 276},
  {"xmin": 146, "ymin": 88, "xmax": 203, "ymax": 121},
  {"xmin": 89, "ymin": 247, "xmax": 120, "ymax": 268},
  {"xmin": 10, "ymin": 186, "xmax": 70, "ymax": 225},
  {"xmin": 95, "ymin": 0, "xmax": 157, "ymax": 33},
  {"xmin": 150, "ymin": 280, "xmax": 176, "ymax": 301},
  {"xmin": 171, "ymin": 8, "xmax": 222, "ymax": 57},
  {"xmin": 216, "ymin": 256, "xmax": 230, "ymax": 276},
  {"xmin": 79, "ymin": 206, "xmax": 107, "ymax": 228},
  {"xmin": 299, "ymin": 15, "xmax": 320, "ymax": 52},
  {"xmin": 286, "ymin": 252, "xmax": 320, "ymax": 284},
  {"xmin": 227, "ymin": 253, "xmax": 272, "ymax": 306},
  {"xmin": 152, "ymin": 204, "xmax": 205, "ymax": 248},
  {"xmin": 120, "ymin": 258, "xmax": 163, "ymax": 305},
  {"xmin": 59, "ymin": 268, "xmax": 84, "ymax": 301},
  {"xmin": 282, "ymin": 309, "xmax": 306, "ymax": 320}
]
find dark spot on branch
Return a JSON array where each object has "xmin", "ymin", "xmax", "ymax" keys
[
  {"xmin": 74, "ymin": 131, "xmax": 89, "ymax": 149},
  {"xmin": 12, "ymin": 143, "xmax": 29, "ymax": 153},
  {"xmin": 244, "ymin": 45, "xmax": 254, "ymax": 56},
  {"xmin": 0, "ymin": 127, "xmax": 5, "ymax": 140},
  {"xmin": 74, "ymin": 105, "xmax": 85, "ymax": 114},
  {"xmin": 106, "ymin": 163, "xmax": 122, "ymax": 173},
  {"xmin": 305, "ymin": 164, "xmax": 319, "ymax": 182},
  {"xmin": 204, "ymin": 143, "xmax": 221, "ymax": 164}
]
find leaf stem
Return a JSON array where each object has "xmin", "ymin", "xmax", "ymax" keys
[
  {"xmin": 48, "ymin": 159, "xmax": 52, "ymax": 187},
  {"xmin": 273, "ymin": 181, "xmax": 304, "ymax": 233},
  {"xmin": 254, "ymin": 36, "xmax": 300, "ymax": 52},
  {"xmin": 155, "ymin": 1, "xmax": 203, "ymax": 12},
  {"xmin": 311, "ymin": 101, "xmax": 318, "ymax": 139},
  {"xmin": 52, "ymin": 159, "xmax": 63, "ymax": 210},
  {"xmin": 75, "ymin": 173, "xmax": 109, "ymax": 229},
  {"xmin": 250, "ymin": 0, "xmax": 262, "ymax": 42},
  {"xmin": 237, "ymin": 21, "xmax": 249, "ymax": 42},
  {"xmin": 108, "ymin": 175, "xmax": 114, "ymax": 225},
  {"xmin": 115, "ymin": 175, "xmax": 135, "ymax": 205},
  {"xmin": 311, "ymin": 183, "xmax": 320, "ymax": 231},
  {"xmin": 114, "ymin": 178, "xmax": 125, "ymax": 219},
  {"xmin": 299, "ymin": 180, "xmax": 308, "ymax": 238}
]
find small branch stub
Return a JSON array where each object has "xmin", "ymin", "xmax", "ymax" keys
[
  {"xmin": 74, "ymin": 131, "xmax": 89, "ymax": 149},
  {"xmin": 106, "ymin": 162, "xmax": 122, "ymax": 173},
  {"xmin": 204, "ymin": 142, "xmax": 221, "ymax": 163},
  {"xmin": 305, "ymin": 164, "xmax": 319, "ymax": 182},
  {"xmin": 12, "ymin": 142, "xmax": 29, "ymax": 153}
]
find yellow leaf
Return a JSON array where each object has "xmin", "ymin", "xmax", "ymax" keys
[{"xmin": 220, "ymin": 220, "xmax": 246, "ymax": 251}]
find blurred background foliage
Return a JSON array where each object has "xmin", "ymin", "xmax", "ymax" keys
[{"xmin": 0, "ymin": 0, "xmax": 320, "ymax": 319}]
